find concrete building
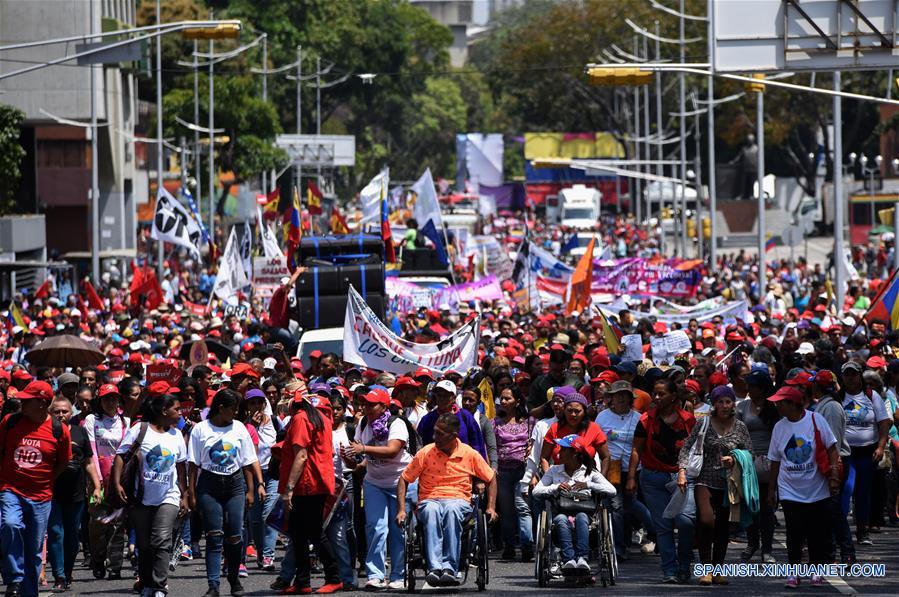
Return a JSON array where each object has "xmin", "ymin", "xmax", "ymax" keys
[
  {"xmin": 0, "ymin": 0, "xmax": 139, "ymax": 264},
  {"xmin": 411, "ymin": 0, "xmax": 524, "ymax": 66}
]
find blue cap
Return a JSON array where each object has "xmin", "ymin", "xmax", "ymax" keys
[{"xmin": 555, "ymin": 434, "xmax": 580, "ymax": 449}]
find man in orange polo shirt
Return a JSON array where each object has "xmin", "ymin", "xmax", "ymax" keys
[{"xmin": 396, "ymin": 413, "xmax": 497, "ymax": 587}]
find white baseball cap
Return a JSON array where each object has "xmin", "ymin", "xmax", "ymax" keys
[
  {"xmin": 434, "ymin": 380, "xmax": 457, "ymax": 395},
  {"xmin": 263, "ymin": 357, "xmax": 277, "ymax": 370},
  {"xmin": 796, "ymin": 342, "xmax": 815, "ymax": 355}
]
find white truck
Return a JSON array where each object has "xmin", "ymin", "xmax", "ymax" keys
[{"xmin": 558, "ymin": 185, "xmax": 602, "ymax": 229}]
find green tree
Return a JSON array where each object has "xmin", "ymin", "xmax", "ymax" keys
[{"xmin": 0, "ymin": 104, "xmax": 26, "ymax": 214}]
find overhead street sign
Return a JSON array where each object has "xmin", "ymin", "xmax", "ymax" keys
[
  {"xmin": 275, "ymin": 134, "xmax": 355, "ymax": 167},
  {"xmin": 714, "ymin": 0, "xmax": 899, "ymax": 73}
]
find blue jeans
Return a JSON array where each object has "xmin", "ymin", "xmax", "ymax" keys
[
  {"xmin": 47, "ymin": 499, "xmax": 85, "ymax": 581},
  {"xmin": 553, "ymin": 512, "xmax": 589, "ymax": 561},
  {"xmin": 364, "ymin": 480, "xmax": 405, "ymax": 582},
  {"xmin": 843, "ymin": 443, "xmax": 876, "ymax": 534},
  {"xmin": 610, "ymin": 473, "xmax": 655, "ymax": 557},
  {"xmin": 497, "ymin": 466, "xmax": 533, "ymax": 550},
  {"xmin": 0, "ymin": 490, "xmax": 52, "ymax": 597},
  {"xmin": 326, "ymin": 495, "xmax": 356, "ymax": 585},
  {"xmin": 639, "ymin": 469, "xmax": 695, "ymax": 577},
  {"xmin": 196, "ymin": 471, "xmax": 246, "ymax": 588},
  {"xmin": 249, "ymin": 470, "xmax": 280, "ymax": 560},
  {"xmin": 417, "ymin": 499, "xmax": 472, "ymax": 574}
]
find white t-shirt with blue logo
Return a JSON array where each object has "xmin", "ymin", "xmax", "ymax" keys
[
  {"xmin": 117, "ymin": 425, "xmax": 188, "ymax": 507},
  {"xmin": 842, "ymin": 391, "xmax": 889, "ymax": 447},
  {"xmin": 595, "ymin": 409, "xmax": 641, "ymax": 469},
  {"xmin": 188, "ymin": 419, "xmax": 258, "ymax": 476},
  {"xmin": 767, "ymin": 411, "xmax": 836, "ymax": 503}
]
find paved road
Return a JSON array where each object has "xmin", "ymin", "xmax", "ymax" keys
[{"xmin": 44, "ymin": 519, "xmax": 899, "ymax": 596}]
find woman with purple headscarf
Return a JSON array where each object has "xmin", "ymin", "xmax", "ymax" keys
[{"xmin": 678, "ymin": 385, "xmax": 752, "ymax": 586}]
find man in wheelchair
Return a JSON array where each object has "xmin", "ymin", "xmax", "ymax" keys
[
  {"xmin": 532, "ymin": 434, "xmax": 616, "ymax": 573},
  {"xmin": 396, "ymin": 413, "xmax": 498, "ymax": 587}
]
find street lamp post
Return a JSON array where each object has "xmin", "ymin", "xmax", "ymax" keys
[
  {"xmin": 156, "ymin": 0, "xmax": 164, "ymax": 278},
  {"xmin": 90, "ymin": 0, "xmax": 100, "ymax": 284}
]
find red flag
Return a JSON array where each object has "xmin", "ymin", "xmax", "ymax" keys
[
  {"xmin": 76, "ymin": 293, "xmax": 88, "ymax": 316},
  {"xmin": 129, "ymin": 262, "xmax": 144, "ymax": 309},
  {"xmin": 307, "ymin": 180, "xmax": 323, "ymax": 216},
  {"xmin": 83, "ymin": 279, "xmax": 104, "ymax": 311},
  {"xmin": 565, "ymin": 237, "xmax": 595, "ymax": 315},
  {"xmin": 330, "ymin": 206, "xmax": 350, "ymax": 234},
  {"xmin": 34, "ymin": 279, "xmax": 51, "ymax": 299},
  {"xmin": 144, "ymin": 267, "xmax": 165, "ymax": 311}
]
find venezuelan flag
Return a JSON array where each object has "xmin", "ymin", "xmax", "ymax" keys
[
  {"xmin": 597, "ymin": 307, "xmax": 621, "ymax": 355},
  {"xmin": 765, "ymin": 233, "xmax": 779, "ymax": 252},
  {"xmin": 285, "ymin": 187, "xmax": 302, "ymax": 272},
  {"xmin": 865, "ymin": 267, "xmax": 899, "ymax": 328},
  {"xmin": 7, "ymin": 300, "xmax": 25, "ymax": 330}
]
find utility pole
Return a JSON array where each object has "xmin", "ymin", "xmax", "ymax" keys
[
  {"xmin": 834, "ymin": 72, "xmax": 845, "ymax": 311},
  {"xmin": 193, "ymin": 39, "xmax": 201, "ymax": 222},
  {"xmin": 654, "ymin": 20, "xmax": 665, "ymax": 253},
  {"xmin": 642, "ymin": 35, "xmax": 651, "ymax": 225},
  {"xmin": 678, "ymin": 0, "xmax": 688, "ymax": 256},
  {"xmin": 632, "ymin": 36, "xmax": 641, "ymax": 222},
  {"xmin": 208, "ymin": 27, "xmax": 215, "ymax": 242},
  {"xmin": 296, "ymin": 45, "xmax": 302, "ymax": 202},
  {"xmin": 316, "ymin": 54, "xmax": 322, "ymax": 193},
  {"xmin": 156, "ymin": 0, "xmax": 164, "ymax": 278},
  {"xmin": 707, "ymin": 0, "xmax": 718, "ymax": 265},
  {"xmin": 757, "ymin": 85, "xmax": 766, "ymax": 295},
  {"xmin": 261, "ymin": 33, "xmax": 267, "ymax": 195},
  {"xmin": 90, "ymin": 0, "xmax": 100, "ymax": 284}
]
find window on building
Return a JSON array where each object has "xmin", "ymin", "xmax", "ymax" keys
[{"xmin": 37, "ymin": 140, "xmax": 88, "ymax": 168}]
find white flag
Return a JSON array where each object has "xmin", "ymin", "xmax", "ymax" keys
[
  {"xmin": 257, "ymin": 207, "xmax": 284, "ymax": 259},
  {"xmin": 151, "ymin": 187, "xmax": 203, "ymax": 258},
  {"xmin": 359, "ymin": 168, "xmax": 389, "ymax": 228},
  {"xmin": 411, "ymin": 168, "xmax": 443, "ymax": 228},
  {"xmin": 213, "ymin": 227, "xmax": 250, "ymax": 300}
]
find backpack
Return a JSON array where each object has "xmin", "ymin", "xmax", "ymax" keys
[
  {"xmin": 359, "ymin": 414, "xmax": 420, "ymax": 456},
  {"xmin": 108, "ymin": 422, "xmax": 148, "ymax": 509},
  {"xmin": 0, "ymin": 413, "xmax": 64, "ymax": 461}
]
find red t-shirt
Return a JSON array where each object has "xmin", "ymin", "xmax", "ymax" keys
[
  {"xmin": 0, "ymin": 415, "xmax": 72, "ymax": 502},
  {"xmin": 277, "ymin": 410, "xmax": 335, "ymax": 496},
  {"xmin": 544, "ymin": 421, "xmax": 608, "ymax": 464},
  {"xmin": 635, "ymin": 408, "xmax": 695, "ymax": 473}
]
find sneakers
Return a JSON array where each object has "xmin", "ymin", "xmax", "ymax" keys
[
  {"xmin": 203, "ymin": 587, "xmax": 221, "ymax": 597},
  {"xmin": 698, "ymin": 574, "xmax": 713, "ymax": 586},
  {"xmin": 858, "ymin": 535, "xmax": 873, "ymax": 546},
  {"xmin": 270, "ymin": 578, "xmax": 291, "ymax": 591},
  {"xmin": 364, "ymin": 579, "xmax": 386, "ymax": 591},
  {"xmin": 107, "ymin": 571, "xmax": 123, "ymax": 580},
  {"xmin": 562, "ymin": 559, "xmax": 577, "ymax": 570},
  {"xmin": 740, "ymin": 545, "xmax": 758, "ymax": 562},
  {"xmin": 280, "ymin": 587, "xmax": 312, "ymax": 595},
  {"xmin": 661, "ymin": 575, "xmax": 679, "ymax": 584},
  {"xmin": 784, "ymin": 576, "xmax": 800, "ymax": 589},
  {"xmin": 245, "ymin": 545, "xmax": 257, "ymax": 559},
  {"xmin": 576, "ymin": 557, "xmax": 591, "ymax": 571},
  {"xmin": 810, "ymin": 575, "xmax": 825, "ymax": 586},
  {"xmin": 238, "ymin": 565, "xmax": 249, "ymax": 578},
  {"xmin": 51, "ymin": 579, "xmax": 67, "ymax": 593},
  {"xmin": 316, "ymin": 583, "xmax": 345, "ymax": 594},
  {"xmin": 262, "ymin": 556, "xmax": 276, "ymax": 571},
  {"xmin": 762, "ymin": 552, "xmax": 776, "ymax": 564},
  {"xmin": 439, "ymin": 570, "xmax": 460, "ymax": 587},
  {"xmin": 386, "ymin": 580, "xmax": 405, "ymax": 590},
  {"xmin": 641, "ymin": 540, "xmax": 656, "ymax": 555},
  {"xmin": 425, "ymin": 570, "xmax": 441, "ymax": 586},
  {"xmin": 549, "ymin": 563, "xmax": 562, "ymax": 577}
]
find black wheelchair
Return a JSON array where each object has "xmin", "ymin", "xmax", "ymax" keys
[
  {"xmin": 534, "ymin": 493, "xmax": 618, "ymax": 588},
  {"xmin": 403, "ymin": 494, "xmax": 489, "ymax": 592}
]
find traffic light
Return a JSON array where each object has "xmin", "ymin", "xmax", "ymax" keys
[
  {"xmin": 702, "ymin": 217, "xmax": 711, "ymax": 240},
  {"xmin": 182, "ymin": 21, "xmax": 241, "ymax": 40},
  {"xmin": 587, "ymin": 67, "xmax": 654, "ymax": 87},
  {"xmin": 745, "ymin": 73, "xmax": 765, "ymax": 94},
  {"xmin": 687, "ymin": 218, "xmax": 696, "ymax": 239}
]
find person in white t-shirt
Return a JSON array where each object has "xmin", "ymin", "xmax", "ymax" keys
[
  {"xmin": 240, "ymin": 389, "xmax": 280, "ymax": 571},
  {"xmin": 766, "ymin": 386, "xmax": 838, "ymax": 589},
  {"xmin": 83, "ymin": 383, "xmax": 130, "ymax": 580},
  {"xmin": 839, "ymin": 361, "xmax": 891, "ymax": 545},
  {"xmin": 344, "ymin": 389, "xmax": 412, "ymax": 590},
  {"xmin": 112, "ymin": 393, "xmax": 187, "ymax": 597},
  {"xmin": 187, "ymin": 389, "xmax": 264, "ymax": 597}
]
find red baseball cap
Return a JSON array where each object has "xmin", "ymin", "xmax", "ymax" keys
[
  {"xmin": 98, "ymin": 383, "xmax": 120, "ymax": 398},
  {"xmin": 591, "ymin": 370, "xmax": 619, "ymax": 385},
  {"xmin": 785, "ymin": 371, "xmax": 814, "ymax": 387},
  {"xmin": 394, "ymin": 376, "xmax": 421, "ymax": 390},
  {"xmin": 12, "ymin": 369, "xmax": 32, "ymax": 382},
  {"xmin": 17, "ymin": 380, "xmax": 53, "ymax": 401},
  {"xmin": 684, "ymin": 379, "xmax": 702, "ymax": 395},
  {"xmin": 725, "ymin": 332, "xmax": 744, "ymax": 342},
  {"xmin": 590, "ymin": 353, "xmax": 611, "ymax": 370},
  {"xmin": 309, "ymin": 350, "xmax": 323, "ymax": 360},
  {"xmin": 866, "ymin": 355, "xmax": 887, "ymax": 369},
  {"xmin": 148, "ymin": 381, "xmax": 180, "ymax": 396},
  {"xmin": 230, "ymin": 362, "xmax": 261, "ymax": 379},
  {"xmin": 653, "ymin": 322, "xmax": 668, "ymax": 334},
  {"xmin": 362, "ymin": 389, "xmax": 392, "ymax": 406},
  {"xmin": 413, "ymin": 367, "xmax": 434, "ymax": 381},
  {"xmin": 768, "ymin": 386, "xmax": 804, "ymax": 404},
  {"xmin": 815, "ymin": 370, "xmax": 836, "ymax": 387}
]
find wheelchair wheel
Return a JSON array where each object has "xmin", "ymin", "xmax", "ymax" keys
[
  {"xmin": 404, "ymin": 523, "xmax": 417, "ymax": 593},
  {"xmin": 534, "ymin": 509, "xmax": 551, "ymax": 586},
  {"xmin": 475, "ymin": 509, "xmax": 489, "ymax": 591},
  {"xmin": 597, "ymin": 508, "xmax": 616, "ymax": 587}
]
